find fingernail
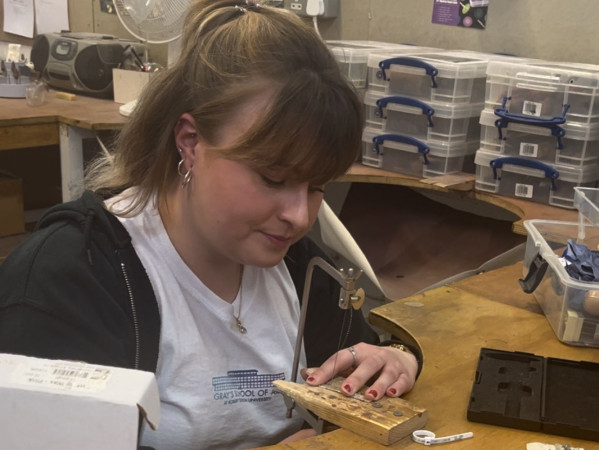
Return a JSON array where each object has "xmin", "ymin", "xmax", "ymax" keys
[
  {"xmin": 367, "ymin": 389, "xmax": 378, "ymax": 398},
  {"xmin": 307, "ymin": 376, "xmax": 315, "ymax": 383},
  {"xmin": 342, "ymin": 383, "xmax": 352, "ymax": 394},
  {"xmin": 388, "ymin": 388, "xmax": 397, "ymax": 395}
]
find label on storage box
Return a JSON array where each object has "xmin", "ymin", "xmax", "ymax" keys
[
  {"xmin": 519, "ymin": 142, "xmax": 539, "ymax": 158},
  {"xmin": 515, "ymin": 183, "xmax": 534, "ymax": 198},
  {"xmin": 8, "ymin": 359, "xmax": 112, "ymax": 393},
  {"xmin": 522, "ymin": 100, "xmax": 542, "ymax": 117}
]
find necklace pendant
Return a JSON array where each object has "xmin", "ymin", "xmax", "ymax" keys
[{"xmin": 236, "ymin": 318, "xmax": 247, "ymax": 334}]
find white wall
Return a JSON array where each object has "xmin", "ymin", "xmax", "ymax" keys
[
  {"xmin": 64, "ymin": 1, "xmax": 599, "ymax": 67},
  {"xmin": 317, "ymin": 0, "xmax": 599, "ymax": 65}
]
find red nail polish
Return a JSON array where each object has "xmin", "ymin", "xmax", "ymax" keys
[
  {"xmin": 368, "ymin": 389, "xmax": 378, "ymax": 398},
  {"xmin": 307, "ymin": 376, "xmax": 315, "ymax": 383},
  {"xmin": 342, "ymin": 383, "xmax": 352, "ymax": 393},
  {"xmin": 389, "ymin": 388, "xmax": 397, "ymax": 395}
]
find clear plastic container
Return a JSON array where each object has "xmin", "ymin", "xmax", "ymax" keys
[
  {"xmin": 364, "ymin": 89, "xmax": 483, "ymax": 143},
  {"xmin": 326, "ymin": 41, "xmax": 436, "ymax": 89},
  {"xmin": 479, "ymin": 108, "xmax": 599, "ymax": 167},
  {"xmin": 573, "ymin": 187, "xmax": 599, "ymax": 243},
  {"xmin": 25, "ymin": 80, "xmax": 47, "ymax": 106},
  {"xmin": 361, "ymin": 126, "xmax": 478, "ymax": 177},
  {"xmin": 474, "ymin": 148, "xmax": 599, "ymax": 208},
  {"xmin": 367, "ymin": 50, "xmax": 490, "ymax": 103},
  {"xmin": 521, "ymin": 219, "xmax": 599, "ymax": 347},
  {"xmin": 485, "ymin": 59, "xmax": 599, "ymax": 125}
]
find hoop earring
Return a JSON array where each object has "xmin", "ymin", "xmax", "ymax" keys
[{"xmin": 177, "ymin": 159, "xmax": 193, "ymax": 186}]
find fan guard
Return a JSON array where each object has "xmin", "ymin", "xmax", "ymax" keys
[{"xmin": 114, "ymin": 0, "xmax": 190, "ymax": 44}]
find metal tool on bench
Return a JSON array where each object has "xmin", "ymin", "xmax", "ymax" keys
[{"xmin": 276, "ymin": 256, "xmax": 428, "ymax": 445}]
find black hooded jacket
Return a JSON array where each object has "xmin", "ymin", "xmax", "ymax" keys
[{"xmin": 0, "ymin": 191, "xmax": 384, "ymax": 372}]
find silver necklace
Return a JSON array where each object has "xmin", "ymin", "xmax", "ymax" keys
[{"xmin": 233, "ymin": 269, "xmax": 247, "ymax": 334}]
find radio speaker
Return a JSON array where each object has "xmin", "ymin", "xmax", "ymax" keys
[{"xmin": 31, "ymin": 32, "xmax": 146, "ymax": 98}]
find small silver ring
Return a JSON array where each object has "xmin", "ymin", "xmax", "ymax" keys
[{"xmin": 348, "ymin": 346, "xmax": 358, "ymax": 368}]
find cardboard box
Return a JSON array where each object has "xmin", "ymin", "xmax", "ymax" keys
[
  {"xmin": 0, "ymin": 353, "xmax": 160, "ymax": 450},
  {"xmin": 112, "ymin": 68, "xmax": 155, "ymax": 104},
  {"xmin": 0, "ymin": 172, "xmax": 25, "ymax": 237}
]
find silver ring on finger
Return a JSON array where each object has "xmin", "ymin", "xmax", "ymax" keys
[{"xmin": 348, "ymin": 346, "xmax": 358, "ymax": 368}]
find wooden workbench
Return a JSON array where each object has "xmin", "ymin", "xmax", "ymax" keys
[
  {"xmin": 0, "ymin": 89, "xmax": 126, "ymax": 150},
  {"xmin": 339, "ymin": 164, "xmax": 578, "ymax": 237},
  {"xmin": 0, "ymin": 90, "xmax": 125, "ymax": 202},
  {"xmin": 264, "ymin": 262, "xmax": 599, "ymax": 449},
  {"xmin": 332, "ymin": 165, "xmax": 578, "ymax": 300}
]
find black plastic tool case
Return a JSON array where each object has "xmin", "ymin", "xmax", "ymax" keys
[{"xmin": 467, "ymin": 347, "xmax": 599, "ymax": 441}]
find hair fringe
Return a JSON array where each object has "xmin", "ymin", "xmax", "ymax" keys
[{"xmin": 85, "ymin": 0, "xmax": 363, "ymax": 215}]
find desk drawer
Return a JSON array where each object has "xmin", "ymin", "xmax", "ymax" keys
[{"xmin": 0, "ymin": 123, "xmax": 59, "ymax": 151}]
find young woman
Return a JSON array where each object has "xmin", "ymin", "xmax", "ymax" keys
[{"xmin": 0, "ymin": 1, "xmax": 420, "ymax": 448}]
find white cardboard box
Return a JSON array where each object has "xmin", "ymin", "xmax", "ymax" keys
[
  {"xmin": 112, "ymin": 68, "xmax": 154, "ymax": 104},
  {"xmin": 0, "ymin": 353, "xmax": 160, "ymax": 449}
]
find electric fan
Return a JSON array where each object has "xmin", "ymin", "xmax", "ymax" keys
[
  {"xmin": 114, "ymin": 0, "xmax": 191, "ymax": 116},
  {"xmin": 115, "ymin": 0, "xmax": 189, "ymax": 44}
]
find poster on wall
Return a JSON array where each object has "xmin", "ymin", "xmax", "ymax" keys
[{"xmin": 432, "ymin": 0, "xmax": 488, "ymax": 30}]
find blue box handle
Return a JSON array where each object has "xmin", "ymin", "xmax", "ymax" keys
[
  {"xmin": 377, "ymin": 57, "xmax": 438, "ymax": 88},
  {"xmin": 489, "ymin": 156, "xmax": 560, "ymax": 190},
  {"xmin": 494, "ymin": 96, "xmax": 570, "ymax": 149},
  {"xmin": 375, "ymin": 96, "xmax": 435, "ymax": 128},
  {"xmin": 372, "ymin": 133, "xmax": 430, "ymax": 164},
  {"xmin": 519, "ymin": 253, "xmax": 548, "ymax": 293}
]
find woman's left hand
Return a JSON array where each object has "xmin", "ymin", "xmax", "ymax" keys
[{"xmin": 301, "ymin": 342, "xmax": 418, "ymax": 402}]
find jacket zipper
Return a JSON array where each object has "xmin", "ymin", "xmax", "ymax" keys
[{"xmin": 120, "ymin": 262, "xmax": 141, "ymax": 370}]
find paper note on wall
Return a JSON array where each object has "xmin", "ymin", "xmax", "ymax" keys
[
  {"xmin": 35, "ymin": 0, "xmax": 69, "ymax": 35},
  {"xmin": 3, "ymin": 0, "xmax": 34, "ymax": 38}
]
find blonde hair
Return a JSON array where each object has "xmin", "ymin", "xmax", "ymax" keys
[{"xmin": 85, "ymin": 0, "xmax": 363, "ymax": 214}]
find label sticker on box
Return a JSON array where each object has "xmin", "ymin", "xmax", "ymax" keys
[
  {"xmin": 522, "ymin": 100, "xmax": 542, "ymax": 117},
  {"xmin": 519, "ymin": 142, "xmax": 539, "ymax": 158},
  {"xmin": 10, "ymin": 360, "xmax": 112, "ymax": 393},
  {"xmin": 515, "ymin": 183, "xmax": 533, "ymax": 198}
]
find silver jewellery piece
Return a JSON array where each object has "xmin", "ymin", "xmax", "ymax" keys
[
  {"xmin": 177, "ymin": 159, "xmax": 192, "ymax": 186},
  {"xmin": 235, "ymin": 5, "xmax": 248, "ymax": 13},
  {"xmin": 412, "ymin": 430, "xmax": 473, "ymax": 446},
  {"xmin": 234, "ymin": 303, "xmax": 247, "ymax": 334},
  {"xmin": 348, "ymin": 346, "xmax": 358, "ymax": 368},
  {"xmin": 234, "ymin": 315, "xmax": 247, "ymax": 334},
  {"xmin": 233, "ymin": 269, "xmax": 247, "ymax": 334}
]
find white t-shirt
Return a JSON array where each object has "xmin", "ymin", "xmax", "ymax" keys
[{"xmin": 109, "ymin": 192, "xmax": 306, "ymax": 449}]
